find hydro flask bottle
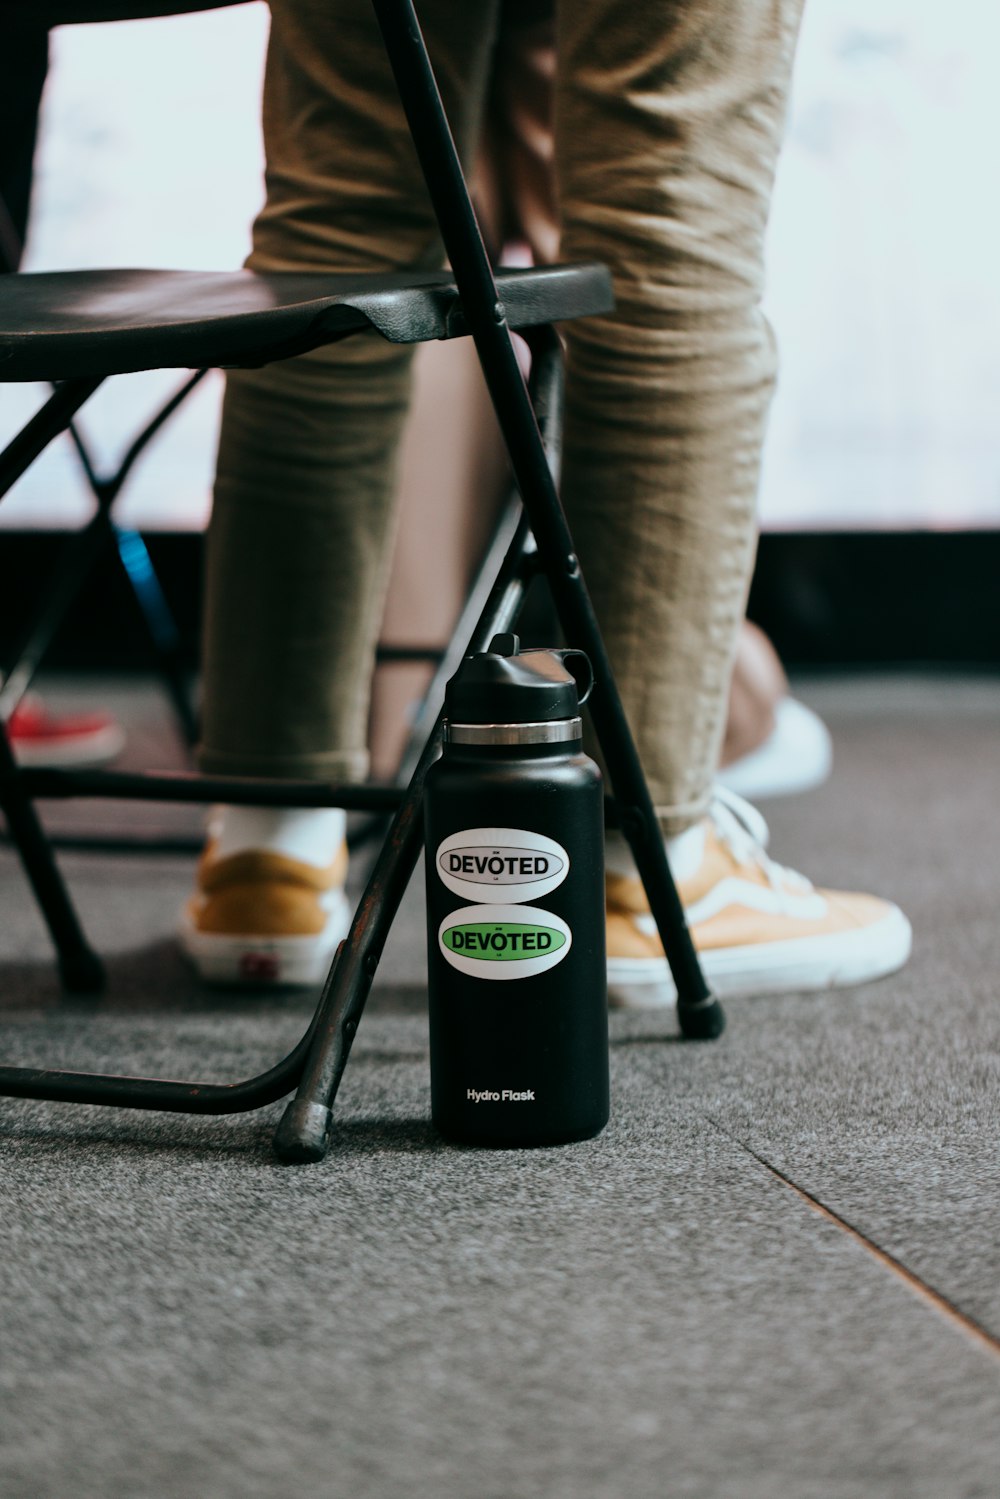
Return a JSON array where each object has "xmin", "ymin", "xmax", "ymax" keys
[{"xmin": 424, "ymin": 632, "xmax": 609, "ymax": 1147}]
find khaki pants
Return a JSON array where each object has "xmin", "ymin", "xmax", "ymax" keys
[{"xmin": 200, "ymin": 0, "xmax": 804, "ymax": 835}]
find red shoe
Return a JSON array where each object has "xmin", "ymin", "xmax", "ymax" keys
[{"xmin": 5, "ymin": 693, "xmax": 126, "ymax": 768}]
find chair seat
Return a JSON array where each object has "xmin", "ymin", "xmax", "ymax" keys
[{"xmin": 0, "ymin": 263, "xmax": 613, "ymax": 382}]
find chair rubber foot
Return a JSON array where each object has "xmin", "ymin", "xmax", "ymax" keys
[
  {"xmin": 273, "ymin": 1100, "xmax": 332, "ymax": 1164},
  {"xmin": 677, "ymin": 992, "xmax": 726, "ymax": 1040},
  {"xmin": 58, "ymin": 948, "xmax": 105, "ymax": 994}
]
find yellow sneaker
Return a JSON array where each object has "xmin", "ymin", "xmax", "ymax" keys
[
  {"xmin": 179, "ymin": 808, "xmax": 351, "ymax": 987},
  {"xmin": 606, "ymin": 787, "xmax": 912, "ymax": 1008}
]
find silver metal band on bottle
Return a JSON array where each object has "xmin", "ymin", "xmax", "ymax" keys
[{"xmin": 446, "ymin": 718, "xmax": 583, "ymax": 747}]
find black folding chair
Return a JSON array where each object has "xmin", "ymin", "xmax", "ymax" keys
[{"xmin": 0, "ymin": 0, "xmax": 724, "ymax": 1164}]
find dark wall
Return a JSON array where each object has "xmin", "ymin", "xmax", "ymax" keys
[
  {"xmin": 748, "ymin": 532, "xmax": 1000, "ymax": 670},
  {"xmin": 1, "ymin": 529, "xmax": 998, "ymax": 674}
]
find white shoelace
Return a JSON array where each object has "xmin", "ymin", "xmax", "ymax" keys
[{"xmin": 709, "ymin": 784, "xmax": 812, "ymax": 893}]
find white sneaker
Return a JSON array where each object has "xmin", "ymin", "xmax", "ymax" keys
[
  {"xmin": 717, "ymin": 696, "xmax": 832, "ymax": 801},
  {"xmin": 606, "ymin": 787, "xmax": 912, "ymax": 1008},
  {"xmin": 6, "ymin": 693, "xmax": 125, "ymax": 768}
]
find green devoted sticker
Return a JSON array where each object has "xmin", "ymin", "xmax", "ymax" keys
[
  {"xmin": 438, "ymin": 903, "xmax": 573, "ymax": 981},
  {"xmin": 442, "ymin": 922, "xmax": 567, "ymax": 961}
]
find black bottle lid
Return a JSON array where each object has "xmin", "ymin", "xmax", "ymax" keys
[{"xmin": 445, "ymin": 634, "xmax": 592, "ymax": 726}]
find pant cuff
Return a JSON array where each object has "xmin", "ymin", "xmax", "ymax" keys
[{"xmin": 653, "ymin": 794, "xmax": 712, "ymax": 841}]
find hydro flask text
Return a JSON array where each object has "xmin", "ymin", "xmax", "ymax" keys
[{"xmin": 467, "ymin": 1088, "xmax": 536, "ymax": 1103}]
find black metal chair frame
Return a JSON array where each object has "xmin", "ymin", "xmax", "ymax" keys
[{"xmin": 0, "ymin": 0, "xmax": 724, "ymax": 1164}]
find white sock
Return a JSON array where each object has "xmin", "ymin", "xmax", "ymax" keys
[
  {"xmin": 210, "ymin": 806, "xmax": 347, "ymax": 867},
  {"xmin": 605, "ymin": 821, "xmax": 706, "ymax": 883}
]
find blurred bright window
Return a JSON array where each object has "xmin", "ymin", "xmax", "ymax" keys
[
  {"xmin": 1, "ymin": 2, "xmax": 269, "ymax": 532},
  {"xmin": 2, "ymin": 0, "xmax": 998, "ymax": 532},
  {"xmin": 761, "ymin": 0, "xmax": 1000, "ymax": 530}
]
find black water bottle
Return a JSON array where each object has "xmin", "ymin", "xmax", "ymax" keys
[{"xmin": 424, "ymin": 633, "xmax": 609, "ymax": 1147}]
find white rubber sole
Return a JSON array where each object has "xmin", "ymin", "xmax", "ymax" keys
[
  {"xmin": 607, "ymin": 904, "xmax": 913, "ymax": 1009},
  {"xmin": 178, "ymin": 889, "xmax": 352, "ymax": 988}
]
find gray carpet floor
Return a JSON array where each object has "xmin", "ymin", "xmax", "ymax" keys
[{"xmin": 1, "ymin": 673, "xmax": 999, "ymax": 1499}]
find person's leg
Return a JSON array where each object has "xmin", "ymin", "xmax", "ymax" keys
[
  {"xmin": 199, "ymin": 0, "xmax": 501, "ymax": 785},
  {"xmin": 551, "ymin": 0, "xmax": 910, "ymax": 1004},
  {"xmin": 184, "ymin": 0, "xmax": 501, "ymax": 984},
  {"xmin": 476, "ymin": 3, "xmax": 833, "ymax": 809},
  {"xmin": 556, "ymin": 0, "xmax": 804, "ymax": 835}
]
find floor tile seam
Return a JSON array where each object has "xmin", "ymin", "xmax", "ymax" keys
[{"xmin": 705, "ymin": 1116, "xmax": 1000, "ymax": 1363}]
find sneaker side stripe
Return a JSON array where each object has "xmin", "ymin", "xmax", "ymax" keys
[{"xmin": 679, "ymin": 878, "xmax": 828, "ymax": 929}]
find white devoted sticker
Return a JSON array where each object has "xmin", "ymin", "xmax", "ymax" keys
[
  {"xmin": 435, "ymin": 827, "xmax": 569, "ymax": 904},
  {"xmin": 438, "ymin": 904, "xmax": 572, "ymax": 981}
]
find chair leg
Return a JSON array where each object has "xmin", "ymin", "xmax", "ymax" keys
[
  {"xmin": 63, "ymin": 377, "xmax": 203, "ymax": 747},
  {"xmin": 272, "ymin": 329, "xmax": 560, "ymax": 1162},
  {"xmin": 111, "ymin": 521, "xmax": 199, "ymax": 747},
  {"xmin": 371, "ymin": 0, "xmax": 724, "ymax": 1039},
  {"xmin": 93, "ymin": 369, "xmax": 207, "ymax": 746},
  {"xmin": 0, "ymin": 722, "xmax": 104, "ymax": 993},
  {"xmin": 0, "ymin": 380, "xmax": 109, "ymax": 993},
  {"xmin": 387, "ymin": 318, "xmax": 563, "ymax": 792},
  {"xmin": 273, "ymin": 511, "xmax": 536, "ymax": 1162}
]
